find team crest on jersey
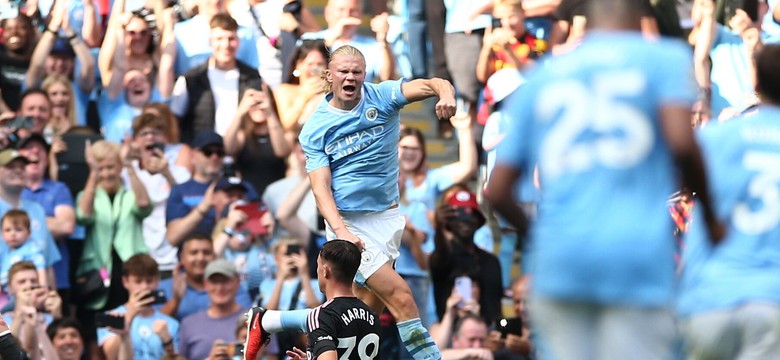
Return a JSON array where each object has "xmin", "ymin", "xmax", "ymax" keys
[
  {"xmin": 365, "ymin": 107, "xmax": 378, "ymax": 121},
  {"xmin": 361, "ymin": 251, "xmax": 373, "ymax": 264}
]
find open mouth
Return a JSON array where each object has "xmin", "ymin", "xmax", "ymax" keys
[{"xmin": 343, "ymin": 85, "xmax": 356, "ymax": 96}]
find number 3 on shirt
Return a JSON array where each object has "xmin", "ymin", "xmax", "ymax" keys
[
  {"xmin": 537, "ymin": 71, "xmax": 654, "ymax": 180},
  {"xmin": 337, "ymin": 334, "xmax": 380, "ymax": 360},
  {"xmin": 733, "ymin": 151, "xmax": 780, "ymax": 235}
]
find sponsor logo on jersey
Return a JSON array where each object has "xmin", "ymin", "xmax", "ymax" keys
[{"xmin": 325, "ymin": 125, "xmax": 385, "ymax": 161}]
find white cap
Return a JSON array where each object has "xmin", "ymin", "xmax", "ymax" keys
[{"xmin": 487, "ymin": 69, "xmax": 526, "ymax": 104}]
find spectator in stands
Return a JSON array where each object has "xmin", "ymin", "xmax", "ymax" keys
[
  {"xmin": 443, "ymin": 315, "xmax": 495, "ymax": 360},
  {"xmin": 173, "ymin": 0, "xmax": 259, "ymax": 75},
  {"xmin": 160, "ymin": 234, "xmax": 254, "ymax": 320},
  {"xmin": 125, "ymin": 114, "xmax": 191, "ymax": 276},
  {"xmin": 75, "ymin": 140, "xmax": 151, "ymax": 312},
  {"xmin": 0, "ymin": 15, "xmax": 37, "ymax": 111},
  {"xmin": 15, "ymin": 89, "xmax": 52, "ymax": 136},
  {"xmin": 228, "ymin": 0, "xmax": 321, "ymax": 89},
  {"xmin": 97, "ymin": 254, "xmax": 181, "ymax": 360},
  {"xmin": 99, "ymin": 0, "xmax": 158, "ymax": 91},
  {"xmin": 488, "ymin": 276, "xmax": 533, "ymax": 359},
  {"xmin": 18, "ymin": 133, "xmax": 76, "ymax": 314},
  {"xmin": 301, "ymin": 0, "xmax": 395, "ymax": 82},
  {"xmin": 167, "ymin": 130, "xmax": 254, "ymax": 246},
  {"xmin": 397, "ymin": 113, "xmax": 476, "ymax": 326},
  {"xmin": 475, "ymin": 0, "xmax": 546, "ymax": 84},
  {"xmin": 269, "ymin": 140, "xmax": 319, "ymax": 239},
  {"xmin": 142, "ymin": 102, "xmax": 192, "ymax": 169},
  {"xmin": 178, "ymin": 258, "xmax": 249, "ymax": 360},
  {"xmin": 0, "ymin": 148, "xmax": 60, "ymax": 284},
  {"xmin": 41, "ymin": 76, "xmax": 77, "ymax": 138},
  {"xmin": 693, "ymin": 0, "xmax": 760, "ymax": 121},
  {"xmin": 25, "ymin": 0, "xmax": 95, "ymax": 126},
  {"xmin": 0, "ymin": 210, "xmax": 48, "ymax": 289},
  {"xmin": 430, "ymin": 185, "xmax": 503, "ymax": 324},
  {"xmin": 3, "ymin": 262, "xmax": 62, "ymax": 359},
  {"xmin": 275, "ymin": 39, "xmax": 329, "ymax": 131},
  {"xmin": 97, "ymin": 5, "xmax": 177, "ymax": 144},
  {"xmin": 171, "ymin": 13, "xmax": 265, "ymax": 144},
  {"xmin": 430, "ymin": 275, "xmax": 483, "ymax": 348},
  {"xmin": 47, "ymin": 318, "xmax": 86, "ymax": 360},
  {"xmin": 224, "ymin": 84, "xmax": 289, "ymax": 195}
]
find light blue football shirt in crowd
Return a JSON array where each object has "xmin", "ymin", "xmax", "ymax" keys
[
  {"xmin": 97, "ymin": 305, "xmax": 180, "ymax": 360},
  {"xmin": 679, "ymin": 106, "xmax": 780, "ymax": 317},
  {"xmin": 710, "ymin": 26, "xmax": 754, "ymax": 117},
  {"xmin": 0, "ymin": 199, "xmax": 60, "ymax": 268},
  {"xmin": 98, "ymin": 89, "xmax": 166, "ymax": 143},
  {"xmin": 761, "ymin": 0, "xmax": 780, "ymax": 44},
  {"xmin": 497, "ymin": 31, "xmax": 697, "ymax": 307},
  {"xmin": 173, "ymin": 15, "xmax": 260, "ymax": 75},
  {"xmin": 299, "ymin": 79, "xmax": 409, "ymax": 213},
  {"xmin": 0, "ymin": 241, "xmax": 46, "ymax": 287}
]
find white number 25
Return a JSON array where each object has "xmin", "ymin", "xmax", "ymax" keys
[{"xmin": 536, "ymin": 71, "xmax": 654, "ymax": 180}]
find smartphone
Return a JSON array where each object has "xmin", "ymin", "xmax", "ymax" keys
[
  {"xmin": 226, "ymin": 342, "xmax": 244, "ymax": 359},
  {"xmin": 235, "ymin": 202, "xmax": 269, "ymax": 237},
  {"xmin": 146, "ymin": 142, "xmax": 165, "ymax": 154},
  {"xmin": 0, "ymin": 2, "xmax": 19, "ymax": 20},
  {"xmin": 142, "ymin": 289, "xmax": 168, "ymax": 305},
  {"xmin": 286, "ymin": 244, "xmax": 302, "ymax": 255},
  {"xmin": 94, "ymin": 313, "xmax": 125, "ymax": 329},
  {"xmin": 454, "ymin": 276, "xmax": 472, "ymax": 307},
  {"xmin": 491, "ymin": 16, "xmax": 502, "ymax": 29},
  {"xmin": 5, "ymin": 116, "xmax": 34, "ymax": 130},
  {"xmin": 497, "ymin": 317, "xmax": 523, "ymax": 337}
]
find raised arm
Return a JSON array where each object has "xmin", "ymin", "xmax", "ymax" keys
[
  {"xmin": 659, "ymin": 104, "xmax": 723, "ymax": 245},
  {"xmin": 121, "ymin": 138, "xmax": 151, "ymax": 211},
  {"xmin": 99, "ymin": 0, "xmax": 130, "ymax": 90},
  {"xmin": 401, "ymin": 78, "xmax": 456, "ymax": 119},
  {"xmin": 26, "ymin": 0, "xmax": 64, "ymax": 89},
  {"xmin": 263, "ymin": 86, "xmax": 292, "ymax": 158},
  {"xmin": 444, "ymin": 113, "xmax": 477, "ymax": 184},
  {"xmin": 81, "ymin": 0, "xmax": 102, "ymax": 47},
  {"xmin": 693, "ymin": 0, "xmax": 716, "ymax": 104},
  {"xmin": 78, "ymin": 142, "xmax": 99, "ymax": 219},
  {"xmin": 61, "ymin": 7, "xmax": 98, "ymax": 93},
  {"xmin": 157, "ymin": 8, "xmax": 177, "ymax": 99},
  {"xmin": 370, "ymin": 12, "xmax": 396, "ymax": 81}
]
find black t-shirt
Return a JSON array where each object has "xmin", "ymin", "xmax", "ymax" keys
[
  {"xmin": 0, "ymin": 50, "xmax": 30, "ymax": 111},
  {"xmin": 307, "ymin": 297, "xmax": 381, "ymax": 360},
  {"xmin": 554, "ymin": 0, "xmax": 654, "ymax": 22}
]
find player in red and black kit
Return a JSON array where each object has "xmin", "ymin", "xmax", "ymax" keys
[{"xmin": 282, "ymin": 239, "xmax": 381, "ymax": 360}]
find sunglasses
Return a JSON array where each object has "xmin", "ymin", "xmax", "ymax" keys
[{"xmin": 201, "ymin": 147, "xmax": 225, "ymax": 157}]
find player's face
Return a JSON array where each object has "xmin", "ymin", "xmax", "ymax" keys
[
  {"xmin": 398, "ymin": 135, "xmax": 424, "ymax": 173},
  {"xmin": 2, "ymin": 220, "xmax": 29, "ymax": 248},
  {"xmin": 326, "ymin": 54, "xmax": 366, "ymax": 108}
]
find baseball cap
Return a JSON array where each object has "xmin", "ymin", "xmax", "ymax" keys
[
  {"xmin": 50, "ymin": 38, "xmax": 76, "ymax": 58},
  {"xmin": 16, "ymin": 134, "xmax": 51, "ymax": 152},
  {"xmin": 486, "ymin": 68, "xmax": 525, "ymax": 104},
  {"xmin": 0, "ymin": 149, "xmax": 31, "ymax": 167},
  {"xmin": 190, "ymin": 130, "xmax": 224, "ymax": 149},
  {"xmin": 204, "ymin": 258, "xmax": 238, "ymax": 279},
  {"xmin": 215, "ymin": 176, "xmax": 250, "ymax": 193}
]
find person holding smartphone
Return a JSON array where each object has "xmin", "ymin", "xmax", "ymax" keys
[{"xmin": 97, "ymin": 254, "xmax": 181, "ymax": 360}]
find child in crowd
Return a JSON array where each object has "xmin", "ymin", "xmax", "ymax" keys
[{"xmin": 0, "ymin": 210, "xmax": 48, "ymax": 289}]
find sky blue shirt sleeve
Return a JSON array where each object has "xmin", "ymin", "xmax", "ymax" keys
[
  {"xmin": 496, "ymin": 86, "xmax": 533, "ymax": 171},
  {"xmin": 374, "ymin": 79, "xmax": 410, "ymax": 111},
  {"xmin": 655, "ymin": 41, "xmax": 698, "ymax": 105}
]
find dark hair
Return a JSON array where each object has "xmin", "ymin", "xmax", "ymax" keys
[
  {"xmin": 210, "ymin": 13, "xmax": 239, "ymax": 31},
  {"xmin": 399, "ymin": 127, "xmax": 427, "ymax": 173},
  {"xmin": 284, "ymin": 40, "xmax": 330, "ymax": 84},
  {"xmin": 453, "ymin": 314, "xmax": 487, "ymax": 336},
  {"xmin": 1, "ymin": 15, "xmax": 36, "ymax": 58},
  {"xmin": 47, "ymin": 318, "xmax": 85, "ymax": 341},
  {"xmin": 122, "ymin": 253, "xmax": 160, "ymax": 278},
  {"xmin": 319, "ymin": 240, "xmax": 360, "ymax": 285},
  {"xmin": 2, "ymin": 209, "xmax": 30, "ymax": 231},
  {"xmin": 177, "ymin": 233, "xmax": 214, "ymax": 260},
  {"xmin": 755, "ymin": 44, "xmax": 780, "ymax": 105},
  {"xmin": 20, "ymin": 88, "xmax": 51, "ymax": 107}
]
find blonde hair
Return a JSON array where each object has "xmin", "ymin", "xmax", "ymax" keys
[
  {"xmin": 323, "ymin": 45, "xmax": 366, "ymax": 92},
  {"xmin": 42, "ymin": 75, "xmax": 76, "ymax": 128},
  {"xmin": 90, "ymin": 140, "xmax": 120, "ymax": 162}
]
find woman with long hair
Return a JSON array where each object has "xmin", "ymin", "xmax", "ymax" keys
[
  {"xmin": 273, "ymin": 39, "xmax": 329, "ymax": 131},
  {"xmin": 98, "ymin": 0, "xmax": 160, "ymax": 90},
  {"xmin": 42, "ymin": 75, "xmax": 77, "ymax": 137}
]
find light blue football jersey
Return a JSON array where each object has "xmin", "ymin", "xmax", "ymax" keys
[
  {"xmin": 496, "ymin": 31, "xmax": 697, "ymax": 306},
  {"xmin": 679, "ymin": 106, "xmax": 780, "ymax": 317},
  {"xmin": 299, "ymin": 79, "xmax": 409, "ymax": 213}
]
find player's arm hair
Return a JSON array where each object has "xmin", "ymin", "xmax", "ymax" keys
[
  {"xmin": 485, "ymin": 165, "xmax": 529, "ymax": 241},
  {"xmin": 659, "ymin": 105, "xmax": 719, "ymax": 239},
  {"xmin": 401, "ymin": 78, "xmax": 455, "ymax": 103}
]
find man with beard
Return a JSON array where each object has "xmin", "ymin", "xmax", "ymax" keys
[{"xmin": 430, "ymin": 186, "xmax": 503, "ymax": 324}]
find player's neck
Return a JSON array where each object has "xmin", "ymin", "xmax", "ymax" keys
[
  {"xmin": 326, "ymin": 283, "xmax": 355, "ymax": 299},
  {"xmin": 329, "ymin": 96, "xmax": 361, "ymax": 111}
]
